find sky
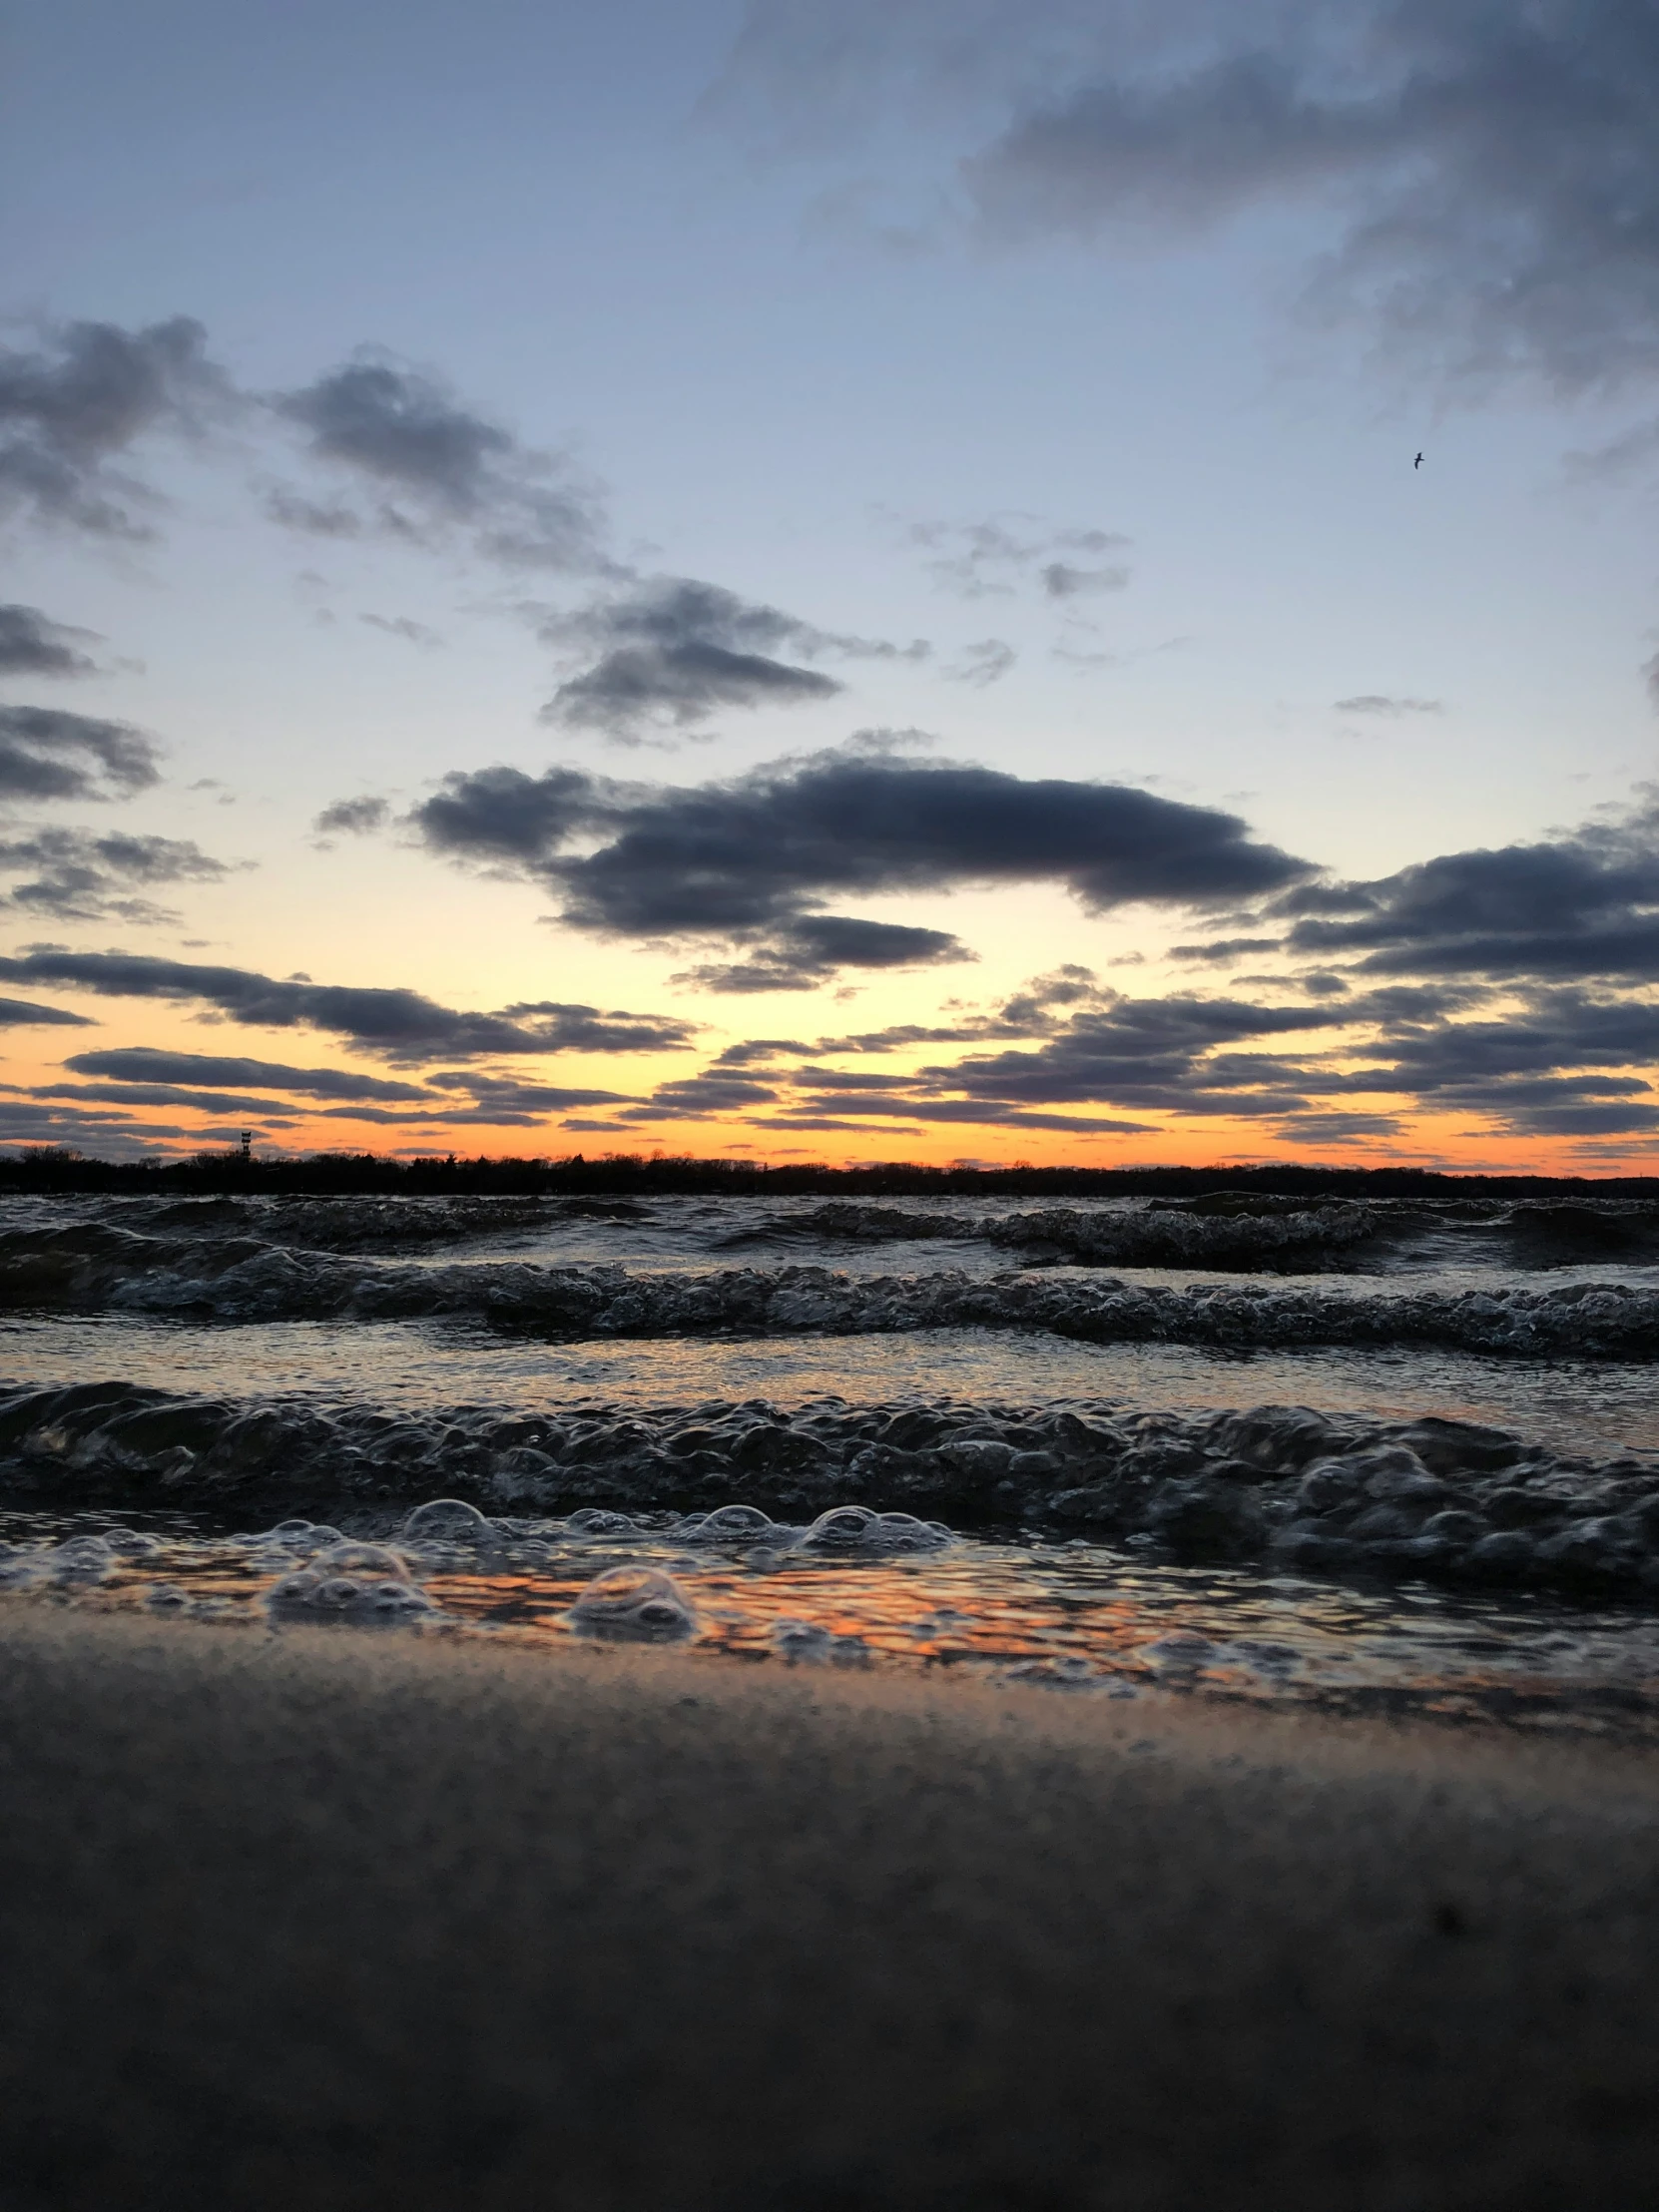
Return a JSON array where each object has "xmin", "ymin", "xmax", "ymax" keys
[{"xmin": 2, "ymin": 0, "xmax": 1659, "ymax": 1170}]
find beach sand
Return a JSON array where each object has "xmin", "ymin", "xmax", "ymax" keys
[{"xmin": 2, "ymin": 1610, "xmax": 1658, "ymax": 2211}]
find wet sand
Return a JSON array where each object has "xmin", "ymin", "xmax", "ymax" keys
[{"xmin": 2, "ymin": 1611, "xmax": 1658, "ymax": 2211}]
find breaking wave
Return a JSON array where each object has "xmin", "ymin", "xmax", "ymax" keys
[
  {"xmin": 758, "ymin": 1195, "xmax": 1659, "ymax": 1270},
  {"xmin": 2, "ymin": 1221, "xmax": 1658, "ymax": 1356},
  {"xmin": 3, "ymin": 1377, "xmax": 1657, "ymax": 1599}
]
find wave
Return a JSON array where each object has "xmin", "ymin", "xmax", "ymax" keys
[
  {"xmin": 771, "ymin": 1199, "xmax": 1388, "ymax": 1270},
  {"xmin": 25, "ymin": 1189, "xmax": 1659, "ymax": 1274},
  {"xmin": 104, "ymin": 1194, "xmax": 577, "ymax": 1251},
  {"xmin": 750, "ymin": 1195, "xmax": 1659, "ymax": 1271},
  {"xmin": 2, "ymin": 1224, "xmax": 1659, "ymax": 1355},
  {"xmin": 3, "ymin": 1379, "xmax": 1656, "ymax": 1599}
]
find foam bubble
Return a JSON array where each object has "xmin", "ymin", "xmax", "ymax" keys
[
  {"xmin": 565, "ymin": 1508, "xmax": 638, "ymax": 1536},
  {"xmin": 796, "ymin": 1505, "xmax": 953, "ymax": 1555},
  {"xmin": 402, "ymin": 1497, "xmax": 492, "ymax": 1542},
  {"xmin": 264, "ymin": 1518, "xmax": 345, "ymax": 1552},
  {"xmin": 49, "ymin": 1534, "xmax": 114, "ymax": 1579},
  {"xmin": 268, "ymin": 1566, "xmax": 433, "ymax": 1624},
  {"xmin": 568, "ymin": 1565, "xmax": 696, "ymax": 1642},
  {"xmin": 770, "ymin": 1617, "xmax": 871, "ymax": 1666},
  {"xmin": 682, "ymin": 1503, "xmax": 778, "ymax": 1544},
  {"xmin": 312, "ymin": 1541, "xmax": 413, "ymax": 1579}
]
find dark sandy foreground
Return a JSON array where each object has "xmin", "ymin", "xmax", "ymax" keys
[{"xmin": 3, "ymin": 1614, "xmax": 1659, "ymax": 2212}]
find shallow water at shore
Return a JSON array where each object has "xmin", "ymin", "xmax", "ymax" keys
[
  {"xmin": 4, "ymin": 1186, "xmax": 1659, "ymax": 1740},
  {"xmin": 7, "ymin": 1499, "xmax": 1659, "ymax": 1743}
]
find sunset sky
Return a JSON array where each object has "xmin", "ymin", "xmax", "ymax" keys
[{"xmin": 3, "ymin": 0, "xmax": 1658, "ymax": 1169}]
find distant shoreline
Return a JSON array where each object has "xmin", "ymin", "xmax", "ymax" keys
[{"xmin": 3, "ymin": 1148, "xmax": 1658, "ymax": 1201}]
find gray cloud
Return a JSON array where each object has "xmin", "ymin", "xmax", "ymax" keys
[
  {"xmin": 411, "ymin": 743, "xmax": 1312, "ymax": 987},
  {"xmin": 0, "ymin": 829, "xmax": 233, "ymax": 924},
  {"xmin": 360, "ymin": 613, "xmax": 442, "ymax": 648},
  {"xmin": 921, "ymin": 990, "xmax": 1340, "ymax": 1114},
  {"xmin": 673, "ymin": 916, "xmax": 972, "ymax": 993},
  {"xmin": 0, "ymin": 605, "xmax": 102, "ymax": 679},
  {"xmin": 312, "ymin": 795, "xmax": 390, "ymax": 839},
  {"xmin": 725, "ymin": 961, "xmax": 1659, "ymax": 1141},
  {"xmin": 0, "ymin": 996, "xmax": 93, "ymax": 1028},
  {"xmin": 763, "ymin": 1095, "xmax": 1152, "ymax": 1134},
  {"xmin": 1275, "ymin": 793, "xmax": 1659, "ymax": 980},
  {"xmin": 944, "ymin": 638, "xmax": 1016, "ymax": 687},
  {"xmin": 967, "ymin": 0, "xmax": 1659, "ymax": 391},
  {"xmin": 274, "ymin": 352, "xmax": 605, "ymax": 569},
  {"xmin": 0, "ymin": 1097, "xmax": 216, "ymax": 1160},
  {"xmin": 421, "ymin": 1071, "xmax": 636, "ymax": 1113},
  {"xmin": 909, "ymin": 515, "xmax": 1130, "ymax": 598},
  {"xmin": 0, "ymin": 707, "xmax": 160, "ymax": 804},
  {"xmin": 63, "ymin": 1047, "xmax": 432, "ymax": 1104},
  {"xmin": 0, "ymin": 949, "xmax": 696, "ymax": 1065},
  {"xmin": 539, "ymin": 577, "xmax": 926, "ymax": 742},
  {"xmin": 1041, "ymin": 558, "xmax": 1130, "ymax": 598},
  {"xmin": 1334, "ymin": 695, "xmax": 1443, "ymax": 717},
  {"xmin": 0, "ymin": 316, "xmax": 232, "ymax": 537},
  {"xmin": 30, "ymin": 1072, "xmax": 633, "ymax": 1129}
]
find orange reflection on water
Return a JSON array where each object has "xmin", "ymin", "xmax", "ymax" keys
[{"xmin": 16, "ymin": 1524, "xmax": 1659, "ymax": 1745}]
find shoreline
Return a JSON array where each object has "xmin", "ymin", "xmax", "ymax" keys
[{"xmin": 4, "ymin": 1611, "xmax": 1659, "ymax": 2208}]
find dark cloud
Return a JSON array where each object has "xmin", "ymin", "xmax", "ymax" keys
[
  {"xmin": 64, "ymin": 1047, "xmax": 432, "ymax": 1103},
  {"xmin": 0, "ymin": 996, "xmax": 93, "ymax": 1028},
  {"xmin": 33, "ymin": 1079, "xmax": 305, "ymax": 1119},
  {"xmin": 0, "ymin": 316, "xmax": 232, "ymax": 537},
  {"xmin": 493, "ymin": 999, "xmax": 698, "ymax": 1053},
  {"xmin": 1167, "ymin": 933, "xmax": 1282, "ymax": 964},
  {"xmin": 0, "ymin": 605, "xmax": 102, "ymax": 679},
  {"xmin": 1335, "ymin": 695, "xmax": 1443, "ymax": 717},
  {"xmin": 421, "ymin": 1072, "xmax": 635, "ymax": 1113},
  {"xmin": 0, "ymin": 1097, "xmax": 211, "ymax": 1160},
  {"xmin": 924, "ymin": 992, "xmax": 1339, "ymax": 1114},
  {"xmin": 274, "ymin": 352, "xmax": 604, "ymax": 568},
  {"xmin": 1277, "ymin": 794, "xmax": 1659, "ymax": 980},
  {"xmin": 708, "ymin": 1037, "xmax": 813, "ymax": 1066},
  {"xmin": 411, "ymin": 744, "xmax": 1312, "ymax": 986},
  {"xmin": 674, "ymin": 917, "xmax": 971, "ymax": 994},
  {"xmin": 1269, "ymin": 1110, "xmax": 1407, "ymax": 1143},
  {"xmin": 628, "ymin": 1073, "xmax": 785, "ymax": 1119},
  {"xmin": 413, "ymin": 765, "xmax": 594, "ymax": 862},
  {"xmin": 312, "ymin": 795, "xmax": 390, "ymax": 839},
  {"xmin": 19, "ymin": 1057, "xmax": 640, "ymax": 1134},
  {"xmin": 761, "ymin": 1095, "xmax": 1151, "ymax": 1134},
  {"xmin": 0, "ymin": 707, "xmax": 160, "ymax": 803},
  {"xmin": 967, "ymin": 0, "xmax": 1659, "ymax": 391},
  {"xmin": 539, "ymin": 577, "xmax": 926, "ymax": 742},
  {"xmin": 1041, "ymin": 558, "xmax": 1130, "ymax": 598},
  {"xmin": 0, "ymin": 830, "xmax": 232, "ymax": 924},
  {"xmin": 0, "ymin": 950, "xmax": 695, "ymax": 1065}
]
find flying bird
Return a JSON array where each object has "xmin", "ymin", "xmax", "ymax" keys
[{"xmin": 1413, "ymin": 451, "xmax": 1424, "ymax": 469}]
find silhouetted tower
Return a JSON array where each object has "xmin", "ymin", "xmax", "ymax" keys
[{"xmin": 239, "ymin": 1130, "xmax": 253, "ymax": 1164}]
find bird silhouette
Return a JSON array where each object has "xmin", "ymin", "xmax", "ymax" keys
[{"xmin": 1413, "ymin": 451, "xmax": 1424, "ymax": 468}]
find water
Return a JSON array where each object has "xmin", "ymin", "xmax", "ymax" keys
[{"xmin": 3, "ymin": 1185, "xmax": 1659, "ymax": 1740}]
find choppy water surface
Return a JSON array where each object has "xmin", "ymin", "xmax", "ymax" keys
[{"xmin": 4, "ymin": 1185, "xmax": 1659, "ymax": 1741}]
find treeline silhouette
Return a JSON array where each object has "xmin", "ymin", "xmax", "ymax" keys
[{"xmin": 2, "ymin": 1145, "xmax": 1654, "ymax": 1201}]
